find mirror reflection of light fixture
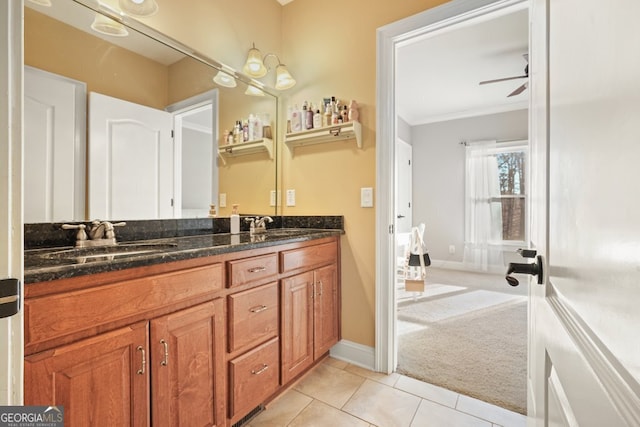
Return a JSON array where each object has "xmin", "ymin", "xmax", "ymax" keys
[
  {"xmin": 213, "ymin": 70, "xmax": 237, "ymax": 88},
  {"xmin": 244, "ymin": 85, "xmax": 265, "ymax": 97},
  {"xmin": 27, "ymin": 0, "xmax": 52, "ymax": 6},
  {"xmin": 242, "ymin": 43, "xmax": 296, "ymax": 90},
  {"xmin": 91, "ymin": 13, "xmax": 129, "ymax": 37},
  {"xmin": 119, "ymin": 0, "xmax": 159, "ymax": 17}
]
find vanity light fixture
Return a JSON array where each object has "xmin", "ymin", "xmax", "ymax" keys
[
  {"xmin": 242, "ymin": 43, "xmax": 296, "ymax": 90},
  {"xmin": 244, "ymin": 85, "xmax": 265, "ymax": 97},
  {"xmin": 91, "ymin": 13, "xmax": 129, "ymax": 37},
  {"xmin": 119, "ymin": 0, "xmax": 159, "ymax": 17},
  {"xmin": 213, "ymin": 70, "xmax": 237, "ymax": 88}
]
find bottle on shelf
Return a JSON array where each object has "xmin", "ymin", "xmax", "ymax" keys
[{"xmin": 313, "ymin": 109, "xmax": 322, "ymax": 128}]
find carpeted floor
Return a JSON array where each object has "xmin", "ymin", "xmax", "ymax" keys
[{"xmin": 396, "ymin": 269, "xmax": 528, "ymax": 415}]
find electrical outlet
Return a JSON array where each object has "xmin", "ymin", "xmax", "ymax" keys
[
  {"xmin": 219, "ymin": 193, "xmax": 227, "ymax": 208},
  {"xmin": 286, "ymin": 189, "xmax": 296, "ymax": 207},
  {"xmin": 449, "ymin": 245, "xmax": 456, "ymax": 254}
]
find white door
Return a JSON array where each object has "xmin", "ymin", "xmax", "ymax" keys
[
  {"xmin": 395, "ymin": 139, "xmax": 412, "ymax": 233},
  {"xmin": 89, "ymin": 92, "xmax": 174, "ymax": 220},
  {"xmin": 528, "ymin": 0, "xmax": 640, "ymax": 425},
  {"xmin": 24, "ymin": 67, "xmax": 85, "ymax": 222},
  {"xmin": 0, "ymin": 1, "xmax": 23, "ymax": 405}
]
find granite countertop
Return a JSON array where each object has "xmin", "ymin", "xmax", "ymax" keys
[{"xmin": 24, "ymin": 228, "xmax": 343, "ymax": 284}]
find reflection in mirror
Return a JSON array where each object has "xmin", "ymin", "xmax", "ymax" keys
[{"xmin": 24, "ymin": 0, "xmax": 278, "ymax": 223}]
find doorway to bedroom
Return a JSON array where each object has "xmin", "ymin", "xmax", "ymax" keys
[{"xmin": 392, "ymin": 3, "xmax": 529, "ymax": 415}]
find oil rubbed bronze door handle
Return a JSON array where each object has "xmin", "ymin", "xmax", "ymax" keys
[{"xmin": 505, "ymin": 249, "xmax": 544, "ymax": 286}]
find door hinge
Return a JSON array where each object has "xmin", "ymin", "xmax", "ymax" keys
[
  {"xmin": 170, "ymin": 198, "xmax": 174, "ymax": 207},
  {"xmin": 389, "ymin": 224, "xmax": 394, "ymax": 234},
  {"xmin": 408, "ymin": 159, "xmax": 411, "ymax": 165},
  {"xmin": 171, "ymin": 130, "xmax": 174, "ymax": 138}
]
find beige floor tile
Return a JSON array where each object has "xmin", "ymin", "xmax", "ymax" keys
[
  {"xmin": 246, "ymin": 389, "xmax": 312, "ymax": 427},
  {"xmin": 342, "ymin": 379, "xmax": 421, "ymax": 427},
  {"xmin": 324, "ymin": 356, "xmax": 349, "ymax": 370},
  {"xmin": 294, "ymin": 363, "xmax": 365, "ymax": 409},
  {"xmin": 345, "ymin": 364, "xmax": 401, "ymax": 387},
  {"xmin": 411, "ymin": 399, "xmax": 492, "ymax": 427},
  {"xmin": 288, "ymin": 400, "xmax": 370, "ymax": 427},
  {"xmin": 394, "ymin": 375, "xmax": 459, "ymax": 408},
  {"xmin": 456, "ymin": 395, "xmax": 527, "ymax": 427}
]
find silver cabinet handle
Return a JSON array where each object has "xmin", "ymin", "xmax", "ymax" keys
[
  {"xmin": 160, "ymin": 339, "xmax": 169, "ymax": 366},
  {"xmin": 247, "ymin": 266, "xmax": 267, "ymax": 273},
  {"xmin": 249, "ymin": 305, "xmax": 268, "ymax": 313},
  {"xmin": 251, "ymin": 364, "xmax": 269, "ymax": 375},
  {"xmin": 136, "ymin": 346, "xmax": 146, "ymax": 375}
]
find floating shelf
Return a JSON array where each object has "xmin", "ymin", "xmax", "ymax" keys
[
  {"xmin": 217, "ymin": 138, "xmax": 273, "ymax": 165},
  {"xmin": 285, "ymin": 121, "xmax": 362, "ymax": 154}
]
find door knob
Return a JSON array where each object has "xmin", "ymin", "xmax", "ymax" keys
[{"xmin": 505, "ymin": 254, "xmax": 544, "ymax": 286}]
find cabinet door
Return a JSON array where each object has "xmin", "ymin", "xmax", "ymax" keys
[
  {"xmin": 24, "ymin": 323, "xmax": 150, "ymax": 427},
  {"xmin": 280, "ymin": 272, "xmax": 314, "ymax": 384},
  {"xmin": 313, "ymin": 264, "xmax": 340, "ymax": 360},
  {"xmin": 150, "ymin": 300, "xmax": 225, "ymax": 427}
]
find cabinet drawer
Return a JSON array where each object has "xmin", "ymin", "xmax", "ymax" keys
[
  {"xmin": 228, "ymin": 282, "xmax": 279, "ymax": 353},
  {"xmin": 25, "ymin": 263, "xmax": 223, "ymax": 352},
  {"xmin": 229, "ymin": 337, "xmax": 279, "ymax": 419},
  {"xmin": 227, "ymin": 253, "xmax": 278, "ymax": 288},
  {"xmin": 280, "ymin": 241, "xmax": 338, "ymax": 273}
]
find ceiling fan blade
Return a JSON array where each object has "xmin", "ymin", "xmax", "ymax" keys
[
  {"xmin": 479, "ymin": 75, "xmax": 528, "ymax": 85},
  {"xmin": 507, "ymin": 81, "xmax": 528, "ymax": 97}
]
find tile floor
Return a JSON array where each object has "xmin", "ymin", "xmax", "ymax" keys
[{"xmin": 247, "ymin": 357, "xmax": 527, "ymax": 427}]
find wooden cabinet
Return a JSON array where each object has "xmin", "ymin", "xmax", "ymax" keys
[
  {"xmin": 151, "ymin": 300, "xmax": 225, "ymax": 427},
  {"xmin": 25, "ymin": 323, "xmax": 150, "ymax": 427},
  {"xmin": 25, "ymin": 235, "xmax": 341, "ymax": 427},
  {"xmin": 280, "ymin": 241, "xmax": 340, "ymax": 385}
]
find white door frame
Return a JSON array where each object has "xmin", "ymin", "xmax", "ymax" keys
[
  {"xmin": 0, "ymin": 1, "xmax": 24, "ymax": 405},
  {"xmin": 375, "ymin": 0, "xmax": 528, "ymax": 374}
]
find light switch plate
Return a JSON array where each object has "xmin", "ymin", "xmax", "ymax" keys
[
  {"xmin": 361, "ymin": 187, "xmax": 374, "ymax": 208},
  {"xmin": 270, "ymin": 190, "xmax": 281, "ymax": 207},
  {"xmin": 219, "ymin": 193, "xmax": 227, "ymax": 208},
  {"xmin": 286, "ymin": 189, "xmax": 296, "ymax": 207}
]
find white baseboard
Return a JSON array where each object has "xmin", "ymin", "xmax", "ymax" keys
[{"xmin": 329, "ymin": 340, "xmax": 375, "ymax": 371}]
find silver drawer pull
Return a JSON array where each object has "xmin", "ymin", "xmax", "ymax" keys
[
  {"xmin": 249, "ymin": 305, "xmax": 268, "ymax": 313},
  {"xmin": 247, "ymin": 266, "xmax": 267, "ymax": 273},
  {"xmin": 136, "ymin": 346, "xmax": 146, "ymax": 375},
  {"xmin": 251, "ymin": 364, "xmax": 269, "ymax": 375}
]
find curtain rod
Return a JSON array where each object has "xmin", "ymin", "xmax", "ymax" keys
[{"xmin": 459, "ymin": 138, "xmax": 526, "ymax": 146}]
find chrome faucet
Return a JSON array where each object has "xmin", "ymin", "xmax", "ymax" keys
[
  {"xmin": 245, "ymin": 216, "xmax": 273, "ymax": 235},
  {"xmin": 254, "ymin": 216, "xmax": 273, "ymax": 234},
  {"xmin": 62, "ymin": 220, "xmax": 126, "ymax": 247}
]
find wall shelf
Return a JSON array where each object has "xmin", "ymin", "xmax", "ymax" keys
[
  {"xmin": 285, "ymin": 121, "xmax": 362, "ymax": 154},
  {"xmin": 217, "ymin": 138, "xmax": 273, "ymax": 165}
]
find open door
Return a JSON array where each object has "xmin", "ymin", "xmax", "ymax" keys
[
  {"xmin": 89, "ymin": 92, "xmax": 175, "ymax": 220},
  {"xmin": 528, "ymin": 0, "xmax": 640, "ymax": 424}
]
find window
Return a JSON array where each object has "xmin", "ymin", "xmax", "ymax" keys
[{"xmin": 495, "ymin": 145, "xmax": 527, "ymax": 243}]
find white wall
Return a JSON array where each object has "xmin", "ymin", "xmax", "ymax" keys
[
  {"xmin": 182, "ymin": 128, "xmax": 213, "ymax": 217},
  {"xmin": 411, "ymin": 109, "xmax": 528, "ymax": 264},
  {"xmin": 398, "ymin": 116, "xmax": 412, "ymax": 144}
]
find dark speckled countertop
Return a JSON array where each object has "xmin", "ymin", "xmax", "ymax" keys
[
  {"xmin": 25, "ymin": 228, "xmax": 343, "ymax": 284},
  {"xmin": 24, "ymin": 216, "xmax": 344, "ymax": 284}
]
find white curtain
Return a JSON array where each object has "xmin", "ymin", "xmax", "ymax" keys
[{"xmin": 463, "ymin": 140, "xmax": 504, "ymax": 271}]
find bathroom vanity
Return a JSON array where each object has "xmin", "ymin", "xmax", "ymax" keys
[{"xmin": 23, "ymin": 223, "xmax": 342, "ymax": 427}]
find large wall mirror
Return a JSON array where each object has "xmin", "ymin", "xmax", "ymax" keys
[{"xmin": 24, "ymin": 0, "xmax": 279, "ymax": 223}]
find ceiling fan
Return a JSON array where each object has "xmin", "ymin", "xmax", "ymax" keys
[{"xmin": 479, "ymin": 54, "xmax": 528, "ymax": 97}]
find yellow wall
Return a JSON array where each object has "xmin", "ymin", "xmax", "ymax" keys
[
  {"xmin": 279, "ymin": 0, "xmax": 448, "ymax": 347},
  {"xmin": 25, "ymin": 8, "xmax": 169, "ymax": 109}
]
